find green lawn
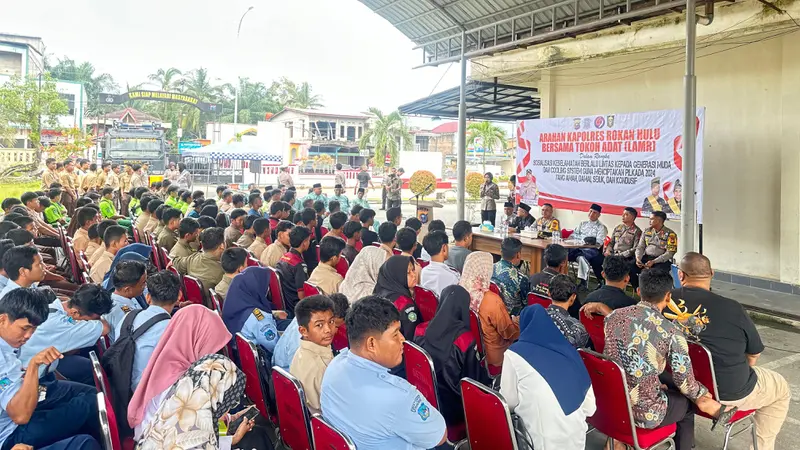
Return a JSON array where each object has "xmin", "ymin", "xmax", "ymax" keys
[{"xmin": 0, "ymin": 181, "xmax": 42, "ymax": 205}]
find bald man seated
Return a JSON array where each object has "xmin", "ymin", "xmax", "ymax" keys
[{"xmin": 673, "ymin": 252, "xmax": 790, "ymax": 450}]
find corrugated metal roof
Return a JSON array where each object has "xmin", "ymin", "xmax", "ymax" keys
[
  {"xmin": 360, "ymin": 0, "xmax": 694, "ymax": 66},
  {"xmin": 399, "ymin": 80, "xmax": 540, "ymax": 121}
]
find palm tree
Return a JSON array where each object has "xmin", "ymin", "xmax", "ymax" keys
[
  {"xmin": 180, "ymin": 68, "xmax": 224, "ymax": 138},
  {"xmin": 288, "ymin": 82, "xmax": 323, "ymax": 109},
  {"xmin": 358, "ymin": 108, "xmax": 412, "ymax": 171},
  {"xmin": 467, "ymin": 121, "xmax": 507, "ymax": 173},
  {"xmin": 147, "ymin": 67, "xmax": 183, "ymax": 91},
  {"xmin": 220, "ymin": 77, "xmax": 281, "ymax": 124},
  {"xmin": 48, "ymin": 58, "xmax": 118, "ymax": 116}
]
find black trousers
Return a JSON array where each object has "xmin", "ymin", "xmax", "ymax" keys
[
  {"xmin": 382, "ymin": 188, "xmax": 387, "ymax": 209},
  {"xmin": 660, "ymin": 390, "xmax": 696, "ymax": 450},
  {"xmin": 631, "ymin": 255, "xmax": 672, "ymax": 288},
  {"xmin": 481, "ymin": 210, "xmax": 497, "ymax": 226},
  {"xmin": 388, "ymin": 199, "xmax": 401, "ymax": 209},
  {"xmin": 568, "ymin": 248, "xmax": 604, "ymax": 281}
]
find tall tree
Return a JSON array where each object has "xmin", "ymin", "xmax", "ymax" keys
[
  {"xmin": 358, "ymin": 108, "xmax": 412, "ymax": 170},
  {"xmin": 147, "ymin": 67, "xmax": 183, "ymax": 91},
  {"xmin": 0, "ymin": 75, "xmax": 68, "ymax": 173},
  {"xmin": 220, "ymin": 77, "xmax": 281, "ymax": 124},
  {"xmin": 180, "ymin": 68, "xmax": 223, "ymax": 138},
  {"xmin": 48, "ymin": 58, "xmax": 118, "ymax": 116},
  {"xmin": 467, "ymin": 121, "xmax": 507, "ymax": 172},
  {"xmin": 288, "ymin": 82, "xmax": 323, "ymax": 109}
]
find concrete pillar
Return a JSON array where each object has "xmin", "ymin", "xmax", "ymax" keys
[
  {"xmin": 539, "ymin": 69, "xmax": 557, "ymax": 118},
  {"xmin": 779, "ymin": 35, "xmax": 800, "ymax": 284}
]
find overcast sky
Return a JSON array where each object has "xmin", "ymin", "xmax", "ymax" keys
[{"xmin": 2, "ymin": 0, "xmax": 465, "ymax": 124}]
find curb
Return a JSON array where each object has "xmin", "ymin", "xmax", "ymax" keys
[{"xmin": 745, "ymin": 308, "xmax": 800, "ymax": 330}]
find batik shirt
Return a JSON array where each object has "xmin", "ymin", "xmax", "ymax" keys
[
  {"xmin": 491, "ymin": 259, "xmax": 529, "ymax": 315},
  {"xmin": 608, "ymin": 223, "xmax": 642, "ymax": 258},
  {"xmin": 546, "ymin": 304, "xmax": 589, "ymax": 348},
  {"xmin": 604, "ymin": 302, "xmax": 708, "ymax": 429}
]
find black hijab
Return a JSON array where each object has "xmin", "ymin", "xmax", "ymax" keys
[
  {"xmin": 373, "ymin": 255, "xmax": 414, "ymax": 302},
  {"xmin": 415, "ymin": 285, "xmax": 472, "ymax": 366}
]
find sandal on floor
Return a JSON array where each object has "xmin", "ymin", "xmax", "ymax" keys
[{"xmin": 710, "ymin": 405, "xmax": 738, "ymax": 431}]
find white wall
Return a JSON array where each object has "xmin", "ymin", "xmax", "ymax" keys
[{"xmin": 399, "ymin": 151, "xmax": 443, "ymax": 178}]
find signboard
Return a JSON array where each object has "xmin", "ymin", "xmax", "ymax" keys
[
  {"xmin": 515, "ymin": 108, "xmax": 704, "ymax": 221},
  {"xmin": 98, "ymin": 90, "xmax": 220, "ymax": 113},
  {"xmin": 384, "ymin": 154, "xmax": 391, "ymax": 165},
  {"xmin": 179, "ymin": 142, "xmax": 202, "ymax": 150}
]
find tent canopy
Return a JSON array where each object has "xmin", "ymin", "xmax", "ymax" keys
[{"xmin": 182, "ymin": 141, "xmax": 282, "ymax": 162}]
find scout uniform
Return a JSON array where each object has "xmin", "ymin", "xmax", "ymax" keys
[
  {"xmin": 41, "ymin": 168, "xmax": 59, "ymax": 190},
  {"xmin": 635, "ymin": 225, "xmax": 678, "ymax": 271},
  {"xmin": 214, "ymin": 274, "xmax": 234, "ymax": 299},
  {"xmin": 225, "ymin": 225, "xmax": 243, "ymax": 249},
  {"xmin": 608, "ymin": 223, "xmax": 643, "ymax": 258},
  {"xmin": 130, "ymin": 172, "xmax": 145, "ymax": 189},
  {"xmin": 80, "ymin": 171, "xmax": 97, "ymax": 195},
  {"xmin": 240, "ymin": 306, "xmax": 280, "ymax": 353},
  {"xmin": 172, "ymin": 252, "xmax": 225, "ymax": 293},
  {"xmin": 248, "ymin": 237, "xmax": 269, "ymax": 260},
  {"xmin": 320, "ymin": 349, "xmax": 446, "ymax": 450},
  {"xmin": 261, "ymin": 241, "xmax": 289, "ymax": 268},
  {"xmin": 72, "ymin": 227, "xmax": 91, "ymax": 253},
  {"xmin": 59, "ymin": 170, "xmax": 79, "ymax": 214},
  {"xmin": 104, "ymin": 293, "xmax": 143, "ymax": 342},
  {"xmin": 157, "ymin": 227, "xmax": 179, "ymax": 251},
  {"xmin": 18, "ymin": 299, "xmax": 103, "ymax": 378},
  {"xmin": 169, "ymin": 239, "xmax": 196, "ymax": 259},
  {"xmin": 96, "ymin": 169, "xmax": 107, "ymax": 191},
  {"xmin": 90, "ymin": 250, "xmax": 115, "ymax": 284},
  {"xmin": 535, "ymin": 216, "xmax": 561, "ymax": 233},
  {"xmin": 275, "ymin": 249, "xmax": 308, "ymax": 318}
]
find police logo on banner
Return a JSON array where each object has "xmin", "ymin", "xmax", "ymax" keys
[
  {"xmin": 594, "ymin": 116, "xmax": 605, "ymax": 129},
  {"xmin": 607, "ymin": 115, "xmax": 615, "ymax": 128},
  {"xmin": 573, "ymin": 118, "xmax": 581, "ymax": 130}
]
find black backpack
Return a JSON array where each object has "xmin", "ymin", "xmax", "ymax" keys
[{"xmin": 101, "ymin": 309, "xmax": 169, "ymax": 438}]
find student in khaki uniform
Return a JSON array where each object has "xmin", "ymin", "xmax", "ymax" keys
[
  {"xmin": 635, "ymin": 210, "xmax": 677, "ymax": 274},
  {"xmin": 80, "ymin": 164, "xmax": 98, "ymax": 194},
  {"xmin": 261, "ymin": 220, "xmax": 294, "ymax": 268},
  {"xmin": 134, "ymin": 197, "xmax": 154, "ymax": 236},
  {"xmin": 225, "ymin": 209, "xmax": 247, "ymax": 248},
  {"xmin": 89, "ymin": 225, "xmax": 129, "ymax": 283},
  {"xmin": 89, "ymin": 220, "xmax": 118, "ymax": 267},
  {"xmin": 143, "ymin": 200, "xmax": 164, "ymax": 235},
  {"xmin": 235, "ymin": 215, "xmax": 257, "ymax": 248},
  {"xmin": 72, "ymin": 207, "xmax": 100, "ymax": 254},
  {"xmin": 290, "ymin": 295, "xmax": 336, "ymax": 413},
  {"xmin": 84, "ymin": 224, "xmax": 102, "ymax": 262},
  {"xmin": 170, "ymin": 217, "xmax": 200, "ymax": 259},
  {"xmin": 156, "ymin": 208, "xmax": 182, "ymax": 252},
  {"xmin": 96, "ymin": 163, "xmax": 108, "ymax": 190},
  {"xmin": 172, "ymin": 227, "xmax": 226, "ymax": 293},
  {"xmin": 41, "ymin": 157, "xmax": 60, "ymax": 190},
  {"xmin": 130, "ymin": 164, "xmax": 145, "ymax": 189},
  {"xmin": 59, "ymin": 159, "xmax": 79, "ymax": 215},
  {"xmin": 119, "ymin": 165, "xmax": 132, "ymax": 215},
  {"xmin": 307, "ymin": 236, "xmax": 345, "ymax": 295},
  {"xmin": 215, "ymin": 247, "xmax": 248, "ymax": 300},
  {"xmin": 247, "ymin": 218, "xmax": 271, "ymax": 258}
]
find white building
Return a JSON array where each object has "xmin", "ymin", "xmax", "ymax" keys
[{"xmin": 0, "ymin": 33, "xmax": 86, "ymax": 147}]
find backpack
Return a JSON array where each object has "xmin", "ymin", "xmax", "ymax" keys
[{"xmin": 101, "ymin": 309, "xmax": 169, "ymax": 438}]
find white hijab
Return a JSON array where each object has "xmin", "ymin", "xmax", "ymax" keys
[{"xmin": 339, "ymin": 246, "xmax": 389, "ymax": 304}]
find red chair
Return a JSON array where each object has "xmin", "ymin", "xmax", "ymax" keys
[
  {"xmin": 267, "ymin": 267, "xmax": 285, "ymax": 311},
  {"xmin": 688, "ymin": 341, "xmax": 757, "ymax": 450},
  {"xmin": 580, "ymin": 349, "xmax": 676, "ymax": 450},
  {"xmin": 468, "ymin": 309, "xmax": 485, "ymax": 358},
  {"xmin": 460, "ymin": 378, "xmax": 516, "ymax": 450},
  {"xmin": 392, "ymin": 248, "xmax": 402, "ymax": 255},
  {"xmin": 311, "ymin": 414, "xmax": 356, "ymax": 450},
  {"xmin": 354, "ymin": 240, "xmax": 363, "ymax": 251},
  {"xmin": 96, "ymin": 392, "xmax": 135, "ymax": 450},
  {"xmin": 246, "ymin": 256, "xmax": 261, "ymax": 267},
  {"xmin": 82, "ymin": 272, "xmax": 91, "ymax": 286},
  {"xmin": 526, "ymin": 292, "xmax": 552, "ymax": 308},
  {"xmin": 209, "ymin": 289, "xmax": 223, "ymax": 312},
  {"xmin": 132, "ymin": 227, "xmax": 141, "ymax": 243},
  {"xmin": 335, "ymin": 256, "xmax": 349, "ymax": 278},
  {"xmin": 319, "ymin": 226, "xmax": 329, "ymax": 238},
  {"xmin": 580, "ymin": 312, "xmax": 606, "ymax": 353},
  {"xmin": 404, "ymin": 342, "xmax": 466, "ymax": 443},
  {"xmin": 303, "ymin": 282, "xmax": 322, "ymax": 296},
  {"xmin": 488, "ymin": 281, "xmax": 502, "ymax": 298},
  {"xmin": 66, "ymin": 242, "xmax": 82, "ymax": 283},
  {"xmin": 182, "ymin": 275, "xmax": 205, "ymax": 305},
  {"xmin": 160, "ymin": 247, "xmax": 171, "ymax": 267},
  {"xmin": 417, "ymin": 259, "xmax": 430, "ymax": 269},
  {"xmin": 149, "ymin": 236, "xmax": 161, "ymax": 269},
  {"xmin": 89, "ymin": 351, "xmax": 111, "ymax": 402},
  {"xmin": 272, "ymin": 367, "xmax": 313, "ymax": 450},
  {"xmin": 78, "ymin": 251, "xmax": 91, "ymax": 271},
  {"xmin": 414, "ymin": 286, "xmax": 439, "ymax": 323},
  {"xmin": 235, "ymin": 333, "xmax": 276, "ymax": 424},
  {"xmin": 332, "ymin": 324, "xmax": 349, "ymax": 351},
  {"xmin": 561, "ymin": 228, "xmax": 574, "ymax": 239}
]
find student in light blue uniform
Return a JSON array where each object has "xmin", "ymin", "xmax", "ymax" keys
[
  {"xmin": 19, "ymin": 284, "xmax": 112, "ymax": 385},
  {"xmin": 0, "ymin": 239, "xmax": 15, "ymax": 291},
  {"xmin": 221, "ymin": 266, "xmax": 282, "ymax": 355},
  {"xmin": 272, "ymin": 317, "xmax": 301, "ymax": 371},
  {"xmin": 104, "ymin": 260, "xmax": 148, "ymax": 342},
  {"xmin": 0, "ymin": 288, "xmax": 101, "ymax": 450},
  {"xmin": 320, "ymin": 295, "xmax": 446, "ymax": 450},
  {"xmin": 0, "ymin": 245, "xmax": 45, "ymax": 300},
  {"xmin": 115, "ymin": 270, "xmax": 181, "ymax": 391}
]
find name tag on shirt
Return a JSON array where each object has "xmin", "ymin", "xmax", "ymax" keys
[
  {"xmin": 38, "ymin": 385, "xmax": 47, "ymax": 402},
  {"xmin": 0, "ymin": 377, "xmax": 11, "ymax": 393}
]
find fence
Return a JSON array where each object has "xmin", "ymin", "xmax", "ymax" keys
[{"xmin": 0, "ymin": 149, "xmax": 37, "ymax": 169}]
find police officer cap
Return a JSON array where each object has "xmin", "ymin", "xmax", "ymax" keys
[
  {"xmin": 518, "ymin": 202, "xmax": 531, "ymax": 212},
  {"xmin": 504, "ymin": 201, "xmax": 514, "ymax": 208},
  {"xmin": 334, "ymin": 184, "xmax": 343, "ymax": 189},
  {"xmin": 264, "ymin": 185, "xmax": 274, "ymax": 191},
  {"xmin": 590, "ymin": 203, "xmax": 602, "ymax": 213},
  {"xmin": 313, "ymin": 183, "xmax": 322, "ymax": 188}
]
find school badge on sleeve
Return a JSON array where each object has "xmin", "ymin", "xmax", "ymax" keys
[{"xmin": 417, "ymin": 402, "xmax": 431, "ymax": 421}]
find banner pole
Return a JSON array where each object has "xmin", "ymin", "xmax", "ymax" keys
[
  {"xmin": 680, "ymin": 0, "xmax": 698, "ymax": 257},
  {"xmin": 456, "ymin": 31, "xmax": 467, "ymax": 221}
]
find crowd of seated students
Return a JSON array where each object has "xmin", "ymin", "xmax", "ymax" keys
[{"xmin": 0, "ymin": 175, "xmax": 792, "ymax": 450}]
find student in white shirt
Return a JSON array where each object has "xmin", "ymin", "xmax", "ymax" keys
[
  {"xmin": 419, "ymin": 230, "xmax": 460, "ymax": 297},
  {"xmin": 500, "ymin": 304, "xmax": 596, "ymax": 450}
]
